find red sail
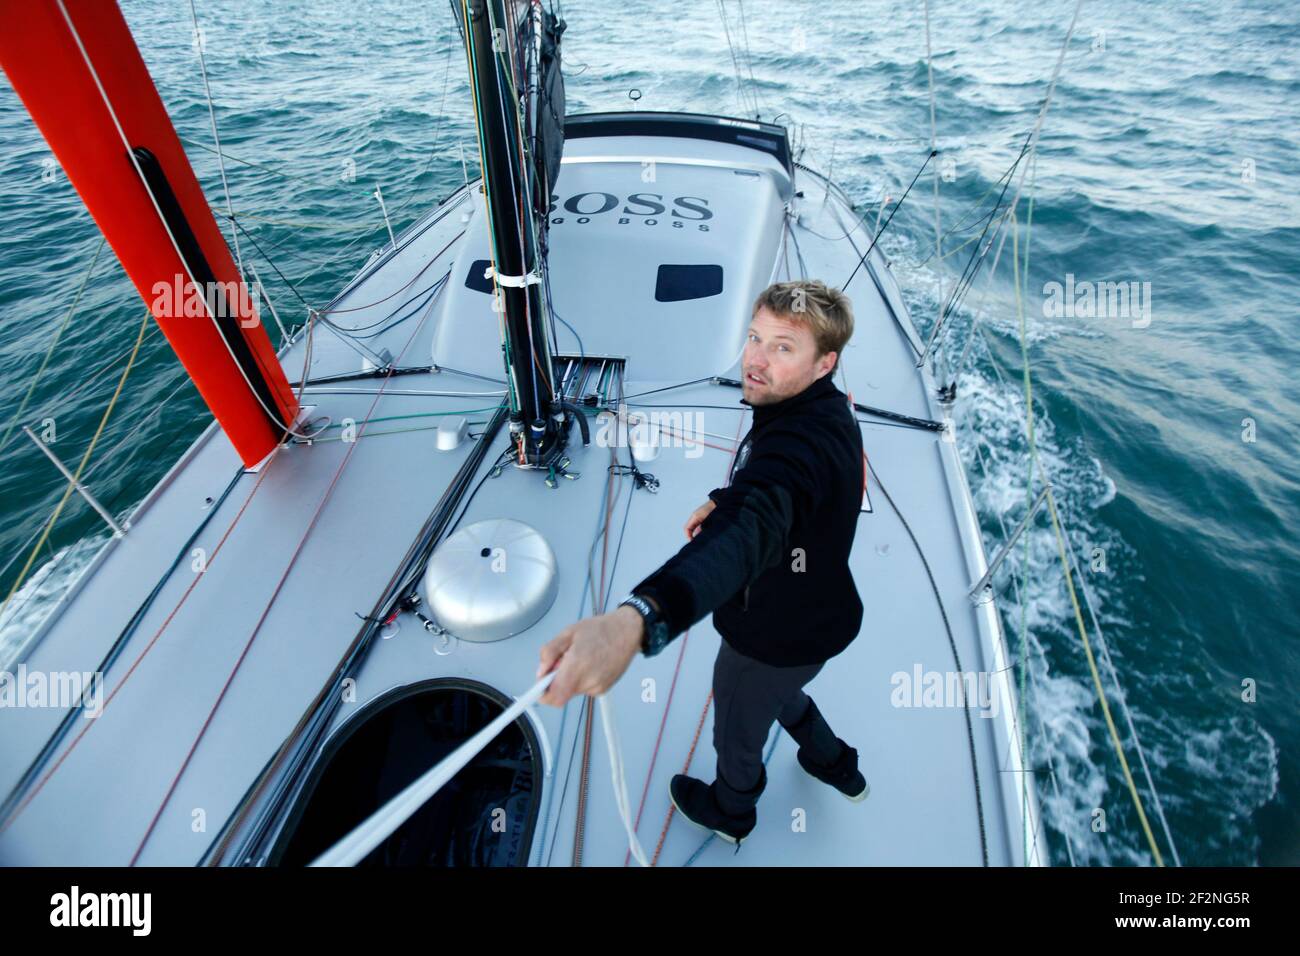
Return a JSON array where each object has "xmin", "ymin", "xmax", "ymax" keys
[{"xmin": 0, "ymin": 0, "xmax": 299, "ymax": 466}]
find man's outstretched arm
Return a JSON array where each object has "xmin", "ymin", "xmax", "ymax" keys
[{"xmin": 536, "ymin": 432, "xmax": 826, "ymax": 706}]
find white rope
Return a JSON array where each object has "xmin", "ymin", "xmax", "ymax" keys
[
  {"xmin": 188, "ymin": 0, "xmax": 246, "ymax": 287},
  {"xmin": 311, "ymin": 673, "xmax": 554, "ymax": 866},
  {"xmin": 53, "ymin": 0, "xmax": 311, "ymax": 441},
  {"xmin": 309, "ymin": 672, "xmax": 650, "ymax": 867},
  {"xmin": 996, "ymin": 0, "xmax": 1083, "ymax": 248},
  {"xmin": 923, "ymin": 0, "xmax": 945, "ymax": 373},
  {"xmin": 598, "ymin": 694, "xmax": 650, "ymax": 866}
]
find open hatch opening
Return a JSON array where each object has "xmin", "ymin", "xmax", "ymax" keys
[{"xmin": 274, "ymin": 680, "xmax": 541, "ymax": 866}]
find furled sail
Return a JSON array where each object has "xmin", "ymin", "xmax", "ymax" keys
[{"xmin": 453, "ymin": 0, "xmax": 576, "ymax": 466}]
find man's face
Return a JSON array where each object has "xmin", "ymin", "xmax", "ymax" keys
[{"xmin": 741, "ymin": 305, "xmax": 837, "ymax": 406}]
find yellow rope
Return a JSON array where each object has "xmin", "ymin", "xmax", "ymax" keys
[
  {"xmin": 0, "ymin": 308, "xmax": 151, "ymax": 621},
  {"xmin": 1044, "ymin": 487, "xmax": 1164, "ymax": 865},
  {"xmin": 0, "ymin": 238, "xmax": 107, "ymax": 453},
  {"xmin": 1011, "ymin": 210, "xmax": 1166, "ymax": 866}
]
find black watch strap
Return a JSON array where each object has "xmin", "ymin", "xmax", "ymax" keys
[{"xmin": 619, "ymin": 593, "xmax": 670, "ymax": 657}]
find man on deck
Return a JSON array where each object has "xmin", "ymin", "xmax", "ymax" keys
[{"xmin": 537, "ymin": 278, "xmax": 868, "ymax": 845}]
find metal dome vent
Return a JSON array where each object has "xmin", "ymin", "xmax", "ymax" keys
[{"xmin": 419, "ymin": 518, "xmax": 558, "ymax": 643}]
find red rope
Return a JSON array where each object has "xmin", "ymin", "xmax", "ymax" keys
[
  {"xmin": 0, "ymin": 458, "xmax": 278, "ymax": 836},
  {"xmin": 622, "ymin": 628, "xmax": 689, "ymax": 867},
  {"xmin": 129, "ymin": 288, "xmax": 440, "ymax": 864},
  {"xmin": 642, "ymin": 406, "xmax": 749, "ymax": 866},
  {"xmin": 653, "ymin": 691, "xmax": 713, "ymax": 867}
]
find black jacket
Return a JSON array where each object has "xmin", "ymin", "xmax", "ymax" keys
[{"xmin": 631, "ymin": 371, "xmax": 865, "ymax": 666}]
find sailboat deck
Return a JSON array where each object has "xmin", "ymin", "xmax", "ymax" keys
[{"xmin": 0, "ymin": 121, "xmax": 1044, "ymax": 866}]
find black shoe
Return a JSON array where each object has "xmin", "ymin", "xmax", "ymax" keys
[
  {"xmin": 669, "ymin": 774, "xmax": 757, "ymax": 845},
  {"xmin": 797, "ymin": 739, "xmax": 869, "ymax": 802}
]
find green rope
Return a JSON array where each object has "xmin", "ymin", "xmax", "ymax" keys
[{"xmin": 317, "ymin": 407, "xmax": 502, "ymax": 431}]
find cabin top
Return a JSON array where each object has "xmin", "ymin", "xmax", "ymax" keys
[{"xmin": 427, "ymin": 115, "xmax": 795, "ymax": 382}]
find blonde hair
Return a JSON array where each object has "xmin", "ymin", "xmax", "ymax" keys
[{"xmin": 752, "ymin": 279, "xmax": 854, "ymax": 371}]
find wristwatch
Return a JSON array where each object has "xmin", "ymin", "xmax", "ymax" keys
[{"xmin": 619, "ymin": 593, "xmax": 671, "ymax": 657}]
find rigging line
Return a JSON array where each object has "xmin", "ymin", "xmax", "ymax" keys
[
  {"xmin": 714, "ymin": 0, "xmax": 753, "ymax": 118},
  {"xmin": 212, "ymin": 210, "xmax": 321, "ymax": 285},
  {"xmin": 189, "ymin": 0, "xmax": 245, "ymax": 286},
  {"xmin": 929, "ymin": 204, "xmax": 1015, "ymax": 265},
  {"xmin": 1048, "ymin": 484, "xmax": 1168, "ymax": 865},
  {"xmin": 6, "ymin": 265, "xmax": 323, "ymax": 820},
  {"xmin": 597, "ymin": 403, "xmax": 652, "ymax": 866},
  {"xmin": 0, "ymin": 366, "xmax": 193, "ymax": 596},
  {"xmin": 326, "ymin": 281, "xmax": 448, "ymax": 342},
  {"xmin": 1010, "ymin": 204, "xmax": 1039, "ymax": 868},
  {"xmin": 129, "ymin": 244, "xmax": 444, "ymax": 865},
  {"xmin": 574, "ymin": 369, "xmax": 647, "ymax": 866},
  {"xmin": 924, "ymin": 0, "xmax": 943, "ymax": 352},
  {"xmin": 575, "ymin": 438, "xmax": 627, "ymax": 863},
  {"xmin": 938, "ymin": 137, "xmax": 1030, "ymax": 300},
  {"xmin": 33, "ymin": 325, "xmax": 164, "ymax": 422},
  {"xmin": 317, "ymin": 235, "xmax": 455, "ymax": 315},
  {"xmin": 0, "ymin": 463, "xmax": 246, "ymax": 828},
  {"xmin": 1062, "ymin": 519, "xmax": 1183, "ymax": 866},
  {"xmin": 866, "ymin": 455, "xmax": 990, "ymax": 865},
  {"xmin": 0, "ymin": 315, "xmax": 214, "ymax": 838},
  {"xmin": 386, "ymin": 7, "xmax": 458, "ymax": 222},
  {"xmin": 839, "ymin": 149, "xmax": 937, "ymax": 292},
  {"xmin": 284, "ymin": 16, "xmax": 458, "ymax": 296},
  {"xmin": 460, "ymin": 0, "xmax": 517, "ymax": 416},
  {"xmin": 1008, "ymin": 203, "xmax": 1166, "ymax": 867},
  {"xmin": 925, "ymin": 0, "xmax": 1080, "ymax": 370},
  {"xmin": 624, "ymin": 626, "xmax": 690, "ymax": 867},
  {"xmin": 213, "ymin": 208, "xmax": 380, "ymax": 233},
  {"xmin": 952, "ymin": 220, "xmax": 1016, "ymax": 378},
  {"xmin": 925, "ymin": 0, "xmax": 1082, "ymax": 373},
  {"xmin": 787, "ymin": 214, "xmax": 808, "ymax": 278},
  {"xmin": 651, "ymin": 405, "xmax": 748, "ymax": 865},
  {"xmin": 965, "ymin": 423, "xmax": 1062, "ymax": 867},
  {"xmin": 0, "ymin": 308, "xmax": 149, "ymax": 628},
  {"xmin": 734, "ymin": 0, "xmax": 764, "ymax": 118},
  {"xmin": 318, "ymin": 270, "xmax": 449, "ymax": 335},
  {"xmin": 921, "ymin": 136, "xmax": 1032, "ymax": 367},
  {"xmin": 178, "ymin": 137, "xmax": 364, "ymax": 196},
  {"xmin": 913, "ymin": 147, "xmax": 1029, "ymax": 262},
  {"xmin": 539, "ymin": 434, "xmax": 623, "ymax": 867},
  {"xmin": 616, "ymin": 377, "xmax": 718, "ymax": 402},
  {"xmin": 0, "ymin": 238, "xmax": 107, "ymax": 454},
  {"xmin": 782, "ymin": 210, "xmax": 794, "ymax": 278},
  {"xmin": 54, "ymin": 0, "xmax": 310, "ymax": 441},
  {"xmin": 822, "ymin": 188, "xmax": 924, "ymax": 357}
]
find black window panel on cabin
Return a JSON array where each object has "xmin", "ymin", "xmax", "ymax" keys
[
  {"xmin": 655, "ymin": 264, "xmax": 723, "ymax": 302},
  {"xmin": 465, "ymin": 258, "xmax": 495, "ymax": 294}
]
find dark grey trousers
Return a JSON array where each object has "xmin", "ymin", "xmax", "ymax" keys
[{"xmin": 711, "ymin": 638, "xmax": 844, "ymax": 816}]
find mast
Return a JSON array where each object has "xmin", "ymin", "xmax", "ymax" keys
[
  {"xmin": 0, "ymin": 1, "xmax": 299, "ymax": 468},
  {"xmin": 456, "ymin": 0, "xmax": 571, "ymax": 467}
]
